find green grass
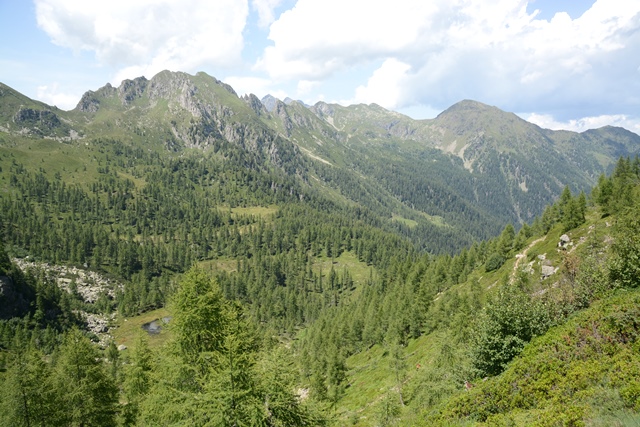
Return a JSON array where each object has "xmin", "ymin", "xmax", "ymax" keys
[
  {"xmin": 392, "ymin": 213, "xmax": 418, "ymax": 228},
  {"xmin": 312, "ymin": 251, "xmax": 375, "ymax": 288},
  {"xmin": 199, "ymin": 250, "xmax": 378, "ymax": 277},
  {"xmin": 112, "ymin": 307, "xmax": 172, "ymax": 351},
  {"xmin": 0, "ymin": 134, "xmax": 121, "ymax": 196},
  {"xmin": 418, "ymin": 211, "xmax": 447, "ymax": 227},
  {"xmin": 230, "ymin": 205, "xmax": 278, "ymax": 218},
  {"xmin": 336, "ymin": 332, "xmax": 447, "ymax": 426},
  {"xmin": 198, "ymin": 257, "xmax": 239, "ymax": 274},
  {"xmin": 430, "ymin": 288, "xmax": 640, "ymax": 426},
  {"xmin": 330, "ymin": 214, "xmax": 624, "ymax": 426}
]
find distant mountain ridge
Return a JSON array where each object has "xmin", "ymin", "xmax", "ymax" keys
[
  {"xmin": 1, "ymin": 71, "xmax": 639, "ymax": 251},
  {"xmin": 257, "ymin": 91, "xmax": 640, "ymax": 225}
]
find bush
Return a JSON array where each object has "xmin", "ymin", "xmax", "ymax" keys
[
  {"xmin": 609, "ymin": 205, "xmax": 640, "ymax": 288},
  {"xmin": 620, "ymin": 382, "xmax": 640, "ymax": 411},
  {"xmin": 472, "ymin": 286, "xmax": 553, "ymax": 376},
  {"xmin": 485, "ymin": 253, "xmax": 506, "ymax": 272}
]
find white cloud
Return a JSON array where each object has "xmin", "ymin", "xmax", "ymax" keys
[
  {"xmin": 353, "ymin": 59, "xmax": 411, "ymax": 109},
  {"xmin": 251, "ymin": 0, "xmax": 283, "ymax": 28},
  {"xmin": 525, "ymin": 113, "xmax": 640, "ymax": 135},
  {"xmin": 258, "ymin": 0, "xmax": 640, "ymax": 118},
  {"xmin": 296, "ymin": 80, "xmax": 319, "ymax": 96},
  {"xmin": 257, "ymin": 0, "xmax": 438, "ymax": 80},
  {"xmin": 35, "ymin": 0, "xmax": 249, "ymax": 84},
  {"xmin": 37, "ymin": 83, "xmax": 81, "ymax": 110}
]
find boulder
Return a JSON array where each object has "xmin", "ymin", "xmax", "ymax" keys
[
  {"xmin": 558, "ymin": 234, "xmax": 571, "ymax": 248},
  {"xmin": 541, "ymin": 265, "xmax": 557, "ymax": 279}
]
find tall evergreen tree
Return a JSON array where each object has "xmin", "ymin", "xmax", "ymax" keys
[
  {"xmin": 52, "ymin": 329, "xmax": 118, "ymax": 427},
  {"xmin": 121, "ymin": 333, "xmax": 153, "ymax": 426},
  {"xmin": 0, "ymin": 348, "xmax": 57, "ymax": 427},
  {"xmin": 169, "ymin": 267, "xmax": 228, "ymax": 374},
  {"xmin": 497, "ymin": 224, "xmax": 515, "ymax": 257}
]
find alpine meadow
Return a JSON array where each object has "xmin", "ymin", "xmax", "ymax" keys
[{"xmin": 1, "ymin": 70, "xmax": 640, "ymax": 426}]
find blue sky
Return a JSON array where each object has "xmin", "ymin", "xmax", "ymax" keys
[{"xmin": 1, "ymin": 0, "xmax": 639, "ymax": 134}]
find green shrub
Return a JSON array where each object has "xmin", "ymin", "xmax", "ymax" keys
[
  {"xmin": 485, "ymin": 253, "xmax": 506, "ymax": 272},
  {"xmin": 620, "ymin": 382, "xmax": 640, "ymax": 411},
  {"xmin": 472, "ymin": 286, "xmax": 553, "ymax": 376},
  {"xmin": 609, "ymin": 205, "xmax": 640, "ymax": 288}
]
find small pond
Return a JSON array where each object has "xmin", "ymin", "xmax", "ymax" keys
[{"xmin": 141, "ymin": 316, "xmax": 172, "ymax": 335}]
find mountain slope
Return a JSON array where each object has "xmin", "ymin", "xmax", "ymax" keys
[
  {"xmin": 309, "ymin": 160, "xmax": 640, "ymax": 426},
  {"xmin": 2, "ymin": 71, "xmax": 640, "ymax": 252},
  {"xmin": 304, "ymin": 98, "xmax": 640, "ymax": 226},
  {"xmin": 1, "ymin": 71, "xmax": 640, "ymax": 427}
]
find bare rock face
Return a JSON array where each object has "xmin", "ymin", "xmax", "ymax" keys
[
  {"xmin": 541, "ymin": 265, "xmax": 557, "ymax": 279},
  {"xmin": 85, "ymin": 313, "xmax": 110, "ymax": 334},
  {"xmin": 275, "ymin": 100, "xmax": 293, "ymax": 135},
  {"xmin": 12, "ymin": 258, "xmax": 122, "ymax": 346},
  {"xmin": 558, "ymin": 234, "xmax": 572, "ymax": 249},
  {"xmin": 312, "ymin": 101, "xmax": 334, "ymax": 118},
  {"xmin": 13, "ymin": 108, "xmax": 64, "ymax": 135},
  {"xmin": 261, "ymin": 94, "xmax": 278, "ymax": 112},
  {"xmin": 149, "ymin": 71, "xmax": 200, "ymax": 115},
  {"xmin": 12, "ymin": 259, "xmax": 122, "ymax": 304},
  {"xmin": 118, "ymin": 76, "xmax": 148, "ymax": 105},
  {"xmin": 243, "ymin": 93, "xmax": 267, "ymax": 116},
  {"xmin": 76, "ymin": 93, "xmax": 101, "ymax": 113},
  {"xmin": 75, "ymin": 83, "xmax": 117, "ymax": 113}
]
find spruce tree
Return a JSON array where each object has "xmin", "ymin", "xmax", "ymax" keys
[
  {"xmin": 0, "ymin": 348, "xmax": 57, "ymax": 427},
  {"xmin": 169, "ymin": 267, "xmax": 228, "ymax": 374},
  {"xmin": 52, "ymin": 329, "xmax": 118, "ymax": 427}
]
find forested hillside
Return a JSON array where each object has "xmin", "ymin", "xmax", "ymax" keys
[
  {"xmin": 0, "ymin": 72, "xmax": 639, "ymax": 426},
  {"xmin": 2, "ymin": 71, "xmax": 639, "ymax": 254}
]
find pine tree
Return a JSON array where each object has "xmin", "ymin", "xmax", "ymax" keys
[
  {"xmin": 497, "ymin": 224, "xmax": 515, "ymax": 257},
  {"xmin": 558, "ymin": 185, "xmax": 573, "ymax": 217},
  {"xmin": 121, "ymin": 333, "xmax": 153, "ymax": 425},
  {"xmin": 562, "ymin": 196, "xmax": 584, "ymax": 232},
  {"xmin": 609, "ymin": 203, "xmax": 640, "ymax": 288},
  {"xmin": 0, "ymin": 348, "xmax": 57, "ymax": 427},
  {"xmin": 577, "ymin": 191, "xmax": 587, "ymax": 218},
  {"xmin": 326, "ymin": 346, "xmax": 347, "ymax": 411},
  {"xmin": 513, "ymin": 225, "xmax": 529, "ymax": 252},
  {"xmin": 52, "ymin": 329, "xmax": 118, "ymax": 427},
  {"xmin": 203, "ymin": 302, "xmax": 262, "ymax": 427},
  {"xmin": 594, "ymin": 173, "xmax": 613, "ymax": 213},
  {"xmin": 258, "ymin": 347, "xmax": 324, "ymax": 426},
  {"xmin": 169, "ymin": 267, "xmax": 228, "ymax": 374}
]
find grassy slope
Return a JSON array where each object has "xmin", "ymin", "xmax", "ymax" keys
[
  {"xmin": 432, "ymin": 288, "xmax": 640, "ymax": 426},
  {"xmin": 332, "ymin": 208, "xmax": 640, "ymax": 426}
]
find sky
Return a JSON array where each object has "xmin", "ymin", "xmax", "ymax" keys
[{"xmin": 1, "ymin": 0, "xmax": 640, "ymax": 134}]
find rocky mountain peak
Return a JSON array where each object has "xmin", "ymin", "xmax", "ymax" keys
[
  {"xmin": 261, "ymin": 94, "xmax": 278, "ymax": 112},
  {"xmin": 283, "ymin": 97, "xmax": 310, "ymax": 108},
  {"xmin": 147, "ymin": 71, "xmax": 197, "ymax": 102},
  {"xmin": 117, "ymin": 76, "xmax": 148, "ymax": 104},
  {"xmin": 242, "ymin": 93, "xmax": 268, "ymax": 116},
  {"xmin": 310, "ymin": 101, "xmax": 334, "ymax": 119},
  {"xmin": 433, "ymin": 98, "xmax": 528, "ymax": 137},
  {"xmin": 75, "ymin": 83, "xmax": 117, "ymax": 113}
]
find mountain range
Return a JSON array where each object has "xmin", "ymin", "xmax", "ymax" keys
[
  {"xmin": 2, "ymin": 71, "xmax": 640, "ymax": 427},
  {"xmin": 1, "ymin": 70, "xmax": 639, "ymax": 251}
]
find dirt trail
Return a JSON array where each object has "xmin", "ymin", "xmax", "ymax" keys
[{"xmin": 510, "ymin": 236, "xmax": 546, "ymax": 285}]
